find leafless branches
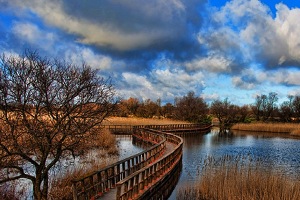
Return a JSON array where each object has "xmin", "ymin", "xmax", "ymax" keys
[{"xmin": 0, "ymin": 50, "xmax": 117, "ymax": 199}]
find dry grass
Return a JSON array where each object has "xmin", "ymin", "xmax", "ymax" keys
[
  {"xmin": 177, "ymin": 155, "xmax": 300, "ymax": 200},
  {"xmin": 102, "ymin": 116, "xmax": 190, "ymax": 126},
  {"xmin": 49, "ymin": 129, "xmax": 118, "ymax": 200},
  {"xmin": 231, "ymin": 123, "xmax": 300, "ymax": 135},
  {"xmin": 0, "ymin": 181, "xmax": 27, "ymax": 200}
]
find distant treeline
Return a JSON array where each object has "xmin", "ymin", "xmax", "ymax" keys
[{"xmin": 113, "ymin": 91, "xmax": 300, "ymax": 128}]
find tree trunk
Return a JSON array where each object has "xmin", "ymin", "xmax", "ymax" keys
[{"xmin": 33, "ymin": 175, "xmax": 48, "ymax": 200}]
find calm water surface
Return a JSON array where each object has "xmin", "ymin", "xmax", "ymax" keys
[
  {"xmin": 116, "ymin": 135, "xmax": 145, "ymax": 160},
  {"xmin": 116, "ymin": 129, "xmax": 300, "ymax": 199},
  {"xmin": 166, "ymin": 128, "xmax": 300, "ymax": 199}
]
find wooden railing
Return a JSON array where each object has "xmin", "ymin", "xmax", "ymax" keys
[
  {"xmin": 105, "ymin": 124, "xmax": 212, "ymax": 135},
  {"xmin": 72, "ymin": 129, "xmax": 166, "ymax": 200},
  {"xmin": 142, "ymin": 123, "xmax": 212, "ymax": 131},
  {"xmin": 115, "ymin": 129, "xmax": 183, "ymax": 200},
  {"xmin": 72, "ymin": 124, "xmax": 211, "ymax": 200}
]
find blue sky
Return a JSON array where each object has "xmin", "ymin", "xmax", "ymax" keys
[{"xmin": 1, "ymin": 0, "xmax": 300, "ymax": 105}]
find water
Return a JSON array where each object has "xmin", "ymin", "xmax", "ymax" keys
[
  {"xmin": 18, "ymin": 130, "xmax": 300, "ymax": 199},
  {"xmin": 167, "ymin": 127, "xmax": 300, "ymax": 200},
  {"xmin": 116, "ymin": 135, "xmax": 145, "ymax": 160},
  {"xmin": 15, "ymin": 135, "xmax": 145, "ymax": 199}
]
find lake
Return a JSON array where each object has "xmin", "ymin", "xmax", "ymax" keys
[{"xmin": 114, "ymin": 127, "xmax": 300, "ymax": 200}]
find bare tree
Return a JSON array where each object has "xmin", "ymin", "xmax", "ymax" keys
[
  {"xmin": 251, "ymin": 92, "xmax": 278, "ymax": 121},
  {"xmin": 292, "ymin": 96, "xmax": 300, "ymax": 121},
  {"xmin": 0, "ymin": 51, "xmax": 117, "ymax": 199},
  {"xmin": 210, "ymin": 98, "xmax": 231, "ymax": 129},
  {"xmin": 161, "ymin": 103, "xmax": 174, "ymax": 118},
  {"xmin": 279, "ymin": 95, "xmax": 294, "ymax": 122},
  {"xmin": 251, "ymin": 95, "xmax": 264, "ymax": 121},
  {"xmin": 174, "ymin": 91, "xmax": 209, "ymax": 123},
  {"xmin": 136, "ymin": 99, "xmax": 160, "ymax": 118}
]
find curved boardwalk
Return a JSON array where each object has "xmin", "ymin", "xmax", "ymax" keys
[
  {"xmin": 72, "ymin": 124, "xmax": 211, "ymax": 200},
  {"xmin": 99, "ymin": 142, "xmax": 176, "ymax": 200}
]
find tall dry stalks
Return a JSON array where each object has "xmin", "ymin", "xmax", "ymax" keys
[
  {"xmin": 177, "ymin": 155, "xmax": 300, "ymax": 200},
  {"xmin": 48, "ymin": 129, "xmax": 118, "ymax": 199},
  {"xmin": 231, "ymin": 123, "xmax": 300, "ymax": 135},
  {"xmin": 102, "ymin": 116, "xmax": 190, "ymax": 126}
]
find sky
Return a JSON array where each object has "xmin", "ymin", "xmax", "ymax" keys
[{"xmin": 1, "ymin": 0, "xmax": 300, "ymax": 105}]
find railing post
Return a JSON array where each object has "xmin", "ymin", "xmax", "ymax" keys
[
  {"xmin": 97, "ymin": 172, "xmax": 103, "ymax": 194},
  {"xmin": 72, "ymin": 181, "xmax": 78, "ymax": 200},
  {"xmin": 124, "ymin": 181, "xmax": 128, "ymax": 200},
  {"xmin": 116, "ymin": 164, "xmax": 121, "ymax": 182},
  {"xmin": 116, "ymin": 184, "xmax": 121, "ymax": 200}
]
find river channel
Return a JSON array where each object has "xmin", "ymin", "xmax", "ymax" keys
[{"xmin": 116, "ymin": 127, "xmax": 300, "ymax": 200}]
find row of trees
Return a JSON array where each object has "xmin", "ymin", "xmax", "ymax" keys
[
  {"xmin": 116, "ymin": 92, "xmax": 300, "ymax": 128},
  {"xmin": 116, "ymin": 92, "xmax": 210, "ymax": 123}
]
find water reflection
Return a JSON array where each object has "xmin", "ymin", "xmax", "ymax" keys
[
  {"xmin": 116, "ymin": 135, "xmax": 145, "ymax": 160},
  {"xmin": 168, "ymin": 127, "xmax": 300, "ymax": 200}
]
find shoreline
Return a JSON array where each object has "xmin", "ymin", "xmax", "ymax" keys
[{"xmin": 231, "ymin": 123, "xmax": 300, "ymax": 138}]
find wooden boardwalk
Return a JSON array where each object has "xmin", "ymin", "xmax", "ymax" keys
[
  {"xmin": 72, "ymin": 124, "xmax": 211, "ymax": 200},
  {"xmin": 98, "ymin": 142, "xmax": 176, "ymax": 200}
]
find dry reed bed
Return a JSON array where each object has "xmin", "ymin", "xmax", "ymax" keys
[
  {"xmin": 177, "ymin": 155, "xmax": 300, "ymax": 200},
  {"xmin": 102, "ymin": 117, "xmax": 190, "ymax": 126},
  {"xmin": 231, "ymin": 123, "xmax": 300, "ymax": 136},
  {"xmin": 49, "ymin": 128, "xmax": 118, "ymax": 200}
]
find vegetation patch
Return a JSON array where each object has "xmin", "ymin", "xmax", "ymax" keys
[
  {"xmin": 177, "ymin": 155, "xmax": 300, "ymax": 200},
  {"xmin": 231, "ymin": 123, "xmax": 300, "ymax": 135},
  {"xmin": 102, "ymin": 116, "xmax": 191, "ymax": 126}
]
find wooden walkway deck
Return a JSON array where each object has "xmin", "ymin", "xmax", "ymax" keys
[
  {"xmin": 72, "ymin": 124, "xmax": 211, "ymax": 200},
  {"xmin": 98, "ymin": 142, "xmax": 176, "ymax": 200}
]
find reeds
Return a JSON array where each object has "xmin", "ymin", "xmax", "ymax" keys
[
  {"xmin": 0, "ymin": 181, "xmax": 27, "ymax": 200},
  {"xmin": 48, "ymin": 129, "xmax": 118, "ymax": 199},
  {"xmin": 231, "ymin": 123, "xmax": 300, "ymax": 135},
  {"xmin": 177, "ymin": 155, "xmax": 300, "ymax": 200},
  {"xmin": 102, "ymin": 116, "xmax": 190, "ymax": 126}
]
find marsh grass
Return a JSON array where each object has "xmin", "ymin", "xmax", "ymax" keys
[
  {"xmin": 0, "ymin": 181, "xmax": 27, "ymax": 200},
  {"xmin": 177, "ymin": 155, "xmax": 300, "ymax": 200},
  {"xmin": 48, "ymin": 157, "xmax": 117, "ymax": 200},
  {"xmin": 102, "ymin": 116, "xmax": 190, "ymax": 126},
  {"xmin": 231, "ymin": 123, "xmax": 300, "ymax": 136},
  {"xmin": 48, "ymin": 129, "xmax": 118, "ymax": 200}
]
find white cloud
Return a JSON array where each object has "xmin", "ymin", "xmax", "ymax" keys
[
  {"xmin": 200, "ymin": 93, "xmax": 219, "ymax": 101},
  {"xmin": 197, "ymin": 0, "xmax": 300, "ymax": 72},
  {"xmin": 12, "ymin": 21, "xmax": 56, "ymax": 50},
  {"xmin": 64, "ymin": 48, "xmax": 112, "ymax": 70},
  {"xmin": 152, "ymin": 68, "xmax": 205, "ymax": 89},
  {"xmin": 119, "ymin": 66, "xmax": 206, "ymax": 102},
  {"xmin": 185, "ymin": 55, "xmax": 233, "ymax": 73},
  {"xmin": 119, "ymin": 72, "xmax": 160, "ymax": 101},
  {"xmin": 267, "ymin": 70, "xmax": 300, "ymax": 86},
  {"xmin": 232, "ymin": 76, "xmax": 255, "ymax": 90}
]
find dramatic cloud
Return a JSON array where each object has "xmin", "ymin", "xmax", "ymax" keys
[
  {"xmin": 117, "ymin": 65, "xmax": 206, "ymax": 102},
  {"xmin": 203, "ymin": 0, "xmax": 300, "ymax": 70},
  {"xmin": 4, "ymin": 0, "xmax": 204, "ymax": 56},
  {"xmin": 1, "ymin": 0, "xmax": 300, "ymax": 105}
]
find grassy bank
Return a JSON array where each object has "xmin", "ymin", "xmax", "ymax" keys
[
  {"xmin": 102, "ymin": 116, "xmax": 190, "ymax": 125},
  {"xmin": 231, "ymin": 123, "xmax": 300, "ymax": 136},
  {"xmin": 177, "ymin": 155, "xmax": 300, "ymax": 200}
]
